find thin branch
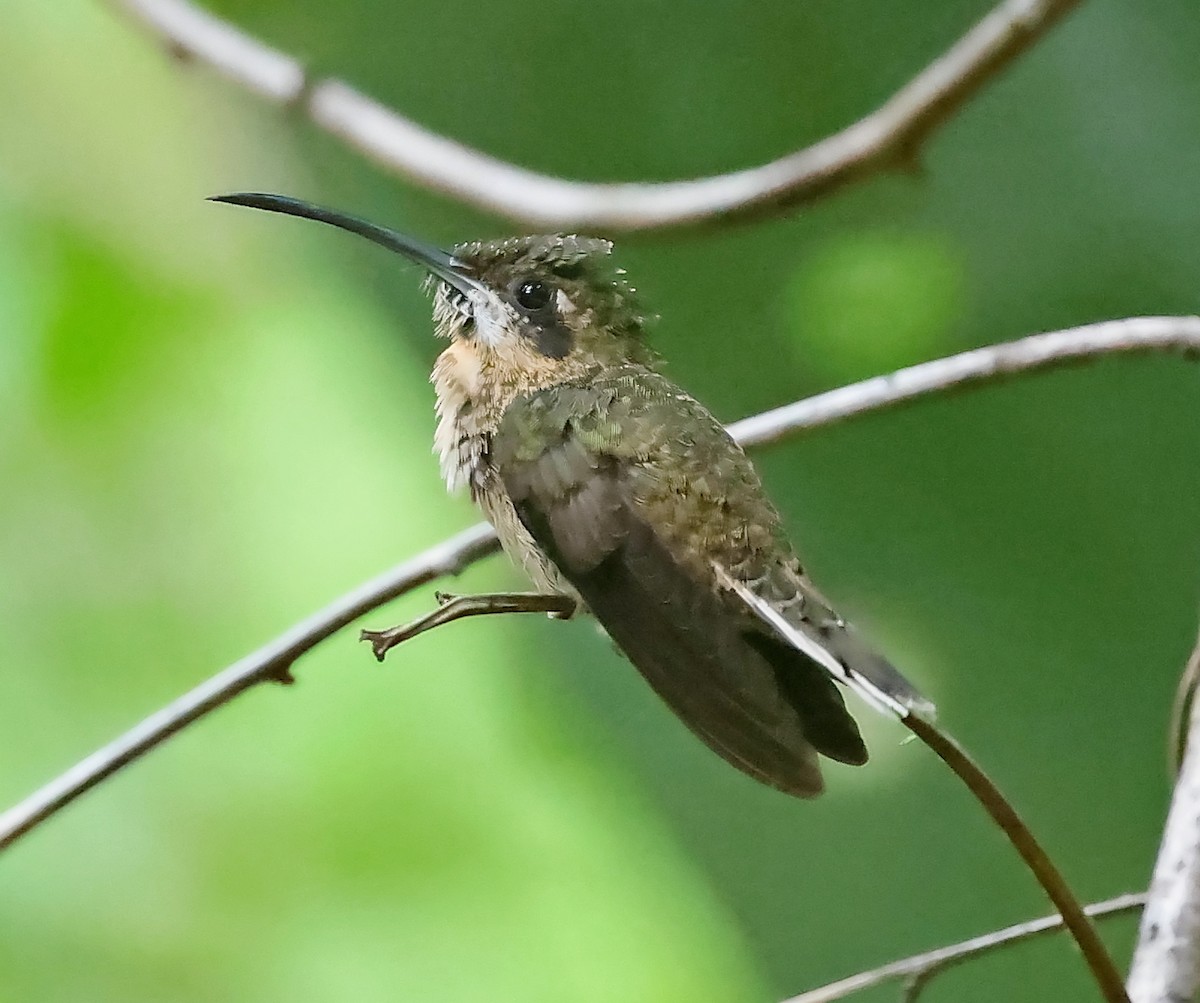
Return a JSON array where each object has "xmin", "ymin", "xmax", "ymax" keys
[
  {"xmin": 781, "ymin": 892, "xmax": 1147, "ymax": 1003},
  {"xmin": 1, "ymin": 314, "xmax": 1197, "ymax": 854},
  {"xmin": 1167, "ymin": 618, "xmax": 1200, "ymax": 775},
  {"xmin": 1127, "ymin": 627, "xmax": 1200, "ymax": 1002},
  {"xmin": 361, "ymin": 591, "xmax": 576, "ymax": 660},
  {"xmin": 104, "ymin": 0, "xmax": 1083, "ymax": 231},
  {"xmin": 0, "ymin": 523, "xmax": 499, "ymax": 852},
  {"xmin": 729, "ymin": 315, "xmax": 1200, "ymax": 448},
  {"xmin": 903, "ymin": 716, "xmax": 1130, "ymax": 1003}
]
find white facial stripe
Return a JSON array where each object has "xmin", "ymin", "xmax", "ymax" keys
[
  {"xmin": 555, "ymin": 288, "xmax": 576, "ymax": 315},
  {"xmin": 467, "ymin": 287, "xmax": 515, "ymax": 347}
]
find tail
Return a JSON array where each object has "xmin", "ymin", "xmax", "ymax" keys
[
  {"xmin": 818, "ymin": 619, "xmax": 936, "ymax": 720},
  {"xmin": 713, "ymin": 563, "xmax": 936, "ymax": 723}
]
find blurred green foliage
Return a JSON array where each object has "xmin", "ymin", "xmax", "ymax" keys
[{"xmin": 2, "ymin": 1, "xmax": 1199, "ymax": 1001}]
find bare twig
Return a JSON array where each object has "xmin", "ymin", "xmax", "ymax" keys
[
  {"xmin": 729, "ymin": 315, "xmax": 1200, "ymax": 448},
  {"xmin": 103, "ymin": 0, "xmax": 1082, "ymax": 231},
  {"xmin": 904, "ymin": 716, "xmax": 1130, "ymax": 1003},
  {"xmin": 0, "ymin": 523, "xmax": 499, "ymax": 852},
  {"xmin": 1127, "ymin": 628, "xmax": 1200, "ymax": 1002},
  {"xmin": 361, "ymin": 591, "xmax": 576, "ymax": 660},
  {"xmin": 2, "ymin": 315, "xmax": 1197, "ymax": 854},
  {"xmin": 781, "ymin": 892, "xmax": 1146, "ymax": 1003}
]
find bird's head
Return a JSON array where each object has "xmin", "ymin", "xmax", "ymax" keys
[{"xmin": 211, "ymin": 194, "xmax": 655, "ymax": 384}]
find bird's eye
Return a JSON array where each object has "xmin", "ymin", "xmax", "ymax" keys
[{"xmin": 514, "ymin": 279, "xmax": 552, "ymax": 311}]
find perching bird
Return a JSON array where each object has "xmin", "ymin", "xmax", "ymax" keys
[{"xmin": 213, "ymin": 193, "xmax": 931, "ymax": 797}]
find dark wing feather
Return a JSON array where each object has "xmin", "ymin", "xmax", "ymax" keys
[{"xmin": 495, "ymin": 370, "xmax": 882, "ymax": 797}]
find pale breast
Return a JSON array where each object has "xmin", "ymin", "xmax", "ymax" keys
[
  {"xmin": 430, "ymin": 344, "xmax": 578, "ymax": 601},
  {"xmin": 431, "ymin": 342, "xmax": 490, "ymax": 493}
]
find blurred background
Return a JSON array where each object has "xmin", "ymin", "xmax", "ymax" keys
[{"xmin": 2, "ymin": 0, "xmax": 1199, "ymax": 1000}]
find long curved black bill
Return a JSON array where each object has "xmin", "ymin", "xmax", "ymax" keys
[{"xmin": 209, "ymin": 192, "xmax": 478, "ymax": 297}]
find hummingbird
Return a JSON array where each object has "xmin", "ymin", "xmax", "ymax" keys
[{"xmin": 212, "ymin": 193, "xmax": 931, "ymax": 798}]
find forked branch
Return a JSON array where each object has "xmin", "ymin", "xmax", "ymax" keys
[
  {"xmin": 361, "ymin": 591, "xmax": 577, "ymax": 660},
  {"xmin": 103, "ymin": 0, "xmax": 1083, "ymax": 230}
]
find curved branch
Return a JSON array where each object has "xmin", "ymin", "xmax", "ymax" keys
[
  {"xmin": 725, "ymin": 546, "xmax": 1135, "ymax": 998},
  {"xmin": 104, "ymin": 0, "xmax": 1083, "ymax": 231},
  {"xmin": 1, "ymin": 314, "xmax": 1196, "ymax": 854},
  {"xmin": 781, "ymin": 892, "xmax": 1146, "ymax": 1003},
  {"xmin": 903, "ymin": 717, "xmax": 1129, "ymax": 1002}
]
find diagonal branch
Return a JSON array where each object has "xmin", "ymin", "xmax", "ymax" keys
[
  {"xmin": 0, "ymin": 523, "xmax": 499, "ymax": 852},
  {"xmin": 725, "ymin": 562, "xmax": 1131, "ymax": 999},
  {"xmin": 1, "ymin": 314, "xmax": 1197, "ymax": 856},
  {"xmin": 1127, "ymin": 626, "xmax": 1200, "ymax": 1002},
  {"xmin": 781, "ymin": 891, "xmax": 1146, "ymax": 1003},
  {"xmin": 103, "ymin": 0, "xmax": 1083, "ymax": 231},
  {"xmin": 902, "ymin": 716, "xmax": 1129, "ymax": 1002}
]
